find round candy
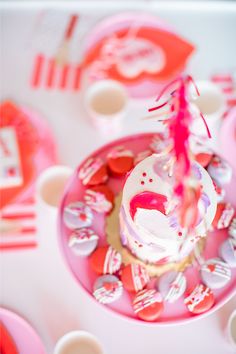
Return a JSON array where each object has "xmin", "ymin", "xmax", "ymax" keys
[
  {"xmin": 228, "ymin": 217, "xmax": 236, "ymax": 240},
  {"xmin": 78, "ymin": 157, "xmax": 108, "ymax": 186},
  {"xmin": 184, "ymin": 284, "xmax": 215, "ymax": 314},
  {"xmin": 84, "ymin": 185, "xmax": 114, "ymax": 213},
  {"xmin": 212, "ymin": 203, "xmax": 234, "ymax": 229},
  {"xmin": 90, "ymin": 246, "xmax": 122, "ymax": 275},
  {"xmin": 194, "ymin": 152, "xmax": 213, "ymax": 168},
  {"xmin": 219, "ymin": 238, "xmax": 236, "ymax": 268},
  {"xmin": 121, "ymin": 264, "xmax": 149, "ymax": 292},
  {"xmin": 207, "ymin": 155, "xmax": 232, "ymax": 186},
  {"xmin": 68, "ymin": 228, "xmax": 99, "ymax": 256},
  {"xmin": 63, "ymin": 202, "xmax": 93, "ymax": 229},
  {"xmin": 200, "ymin": 258, "xmax": 231, "ymax": 289},
  {"xmin": 107, "ymin": 146, "xmax": 134, "ymax": 176},
  {"xmin": 157, "ymin": 271, "xmax": 187, "ymax": 303},
  {"xmin": 93, "ymin": 275, "xmax": 123, "ymax": 304},
  {"xmin": 133, "ymin": 289, "xmax": 164, "ymax": 322}
]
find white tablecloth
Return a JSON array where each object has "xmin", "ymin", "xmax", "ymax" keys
[{"xmin": 1, "ymin": 2, "xmax": 236, "ymax": 353}]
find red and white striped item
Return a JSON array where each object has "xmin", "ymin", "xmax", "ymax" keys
[
  {"xmin": 31, "ymin": 55, "xmax": 81, "ymax": 90},
  {"xmin": 0, "ymin": 199, "xmax": 37, "ymax": 250},
  {"xmin": 31, "ymin": 14, "xmax": 81, "ymax": 91},
  {"xmin": 211, "ymin": 73, "xmax": 236, "ymax": 113}
]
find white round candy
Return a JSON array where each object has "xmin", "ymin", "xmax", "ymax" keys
[
  {"xmin": 219, "ymin": 239, "xmax": 236, "ymax": 268},
  {"xmin": 63, "ymin": 202, "xmax": 93, "ymax": 229},
  {"xmin": 68, "ymin": 228, "xmax": 99, "ymax": 256},
  {"xmin": 157, "ymin": 271, "xmax": 187, "ymax": 303},
  {"xmin": 93, "ymin": 275, "xmax": 123, "ymax": 304},
  {"xmin": 200, "ymin": 258, "xmax": 231, "ymax": 289}
]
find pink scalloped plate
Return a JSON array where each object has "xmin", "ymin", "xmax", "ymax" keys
[
  {"xmin": 58, "ymin": 133, "xmax": 236, "ymax": 326},
  {"xmin": 0, "ymin": 308, "xmax": 46, "ymax": 354}
]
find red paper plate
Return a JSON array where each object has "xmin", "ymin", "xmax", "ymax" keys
[
  {"xmin": 81, "ymin": 13, "xmax": 195, "ymax": 98},
  {"xmin": 0, "ymin": 101, "xmax": 57, "ymax": 209},
  {"xmin": 58, "ymin": 133, "xmax": 236, "ymax": 325}
]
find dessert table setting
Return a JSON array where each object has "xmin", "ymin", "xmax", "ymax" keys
[{"xmin": 0, "ymin": 1, "xmax": 236, "ymax": 354}]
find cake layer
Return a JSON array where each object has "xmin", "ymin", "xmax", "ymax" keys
[{"xmin": 119, "ymin": 154, "xmax": 217, "ymax": 264}]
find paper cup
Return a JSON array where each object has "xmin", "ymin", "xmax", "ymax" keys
[
  {"xmin": 190, "ymin": 80, "xmax": 226, "ymax": 142},
  {"xmin": 84, "ymin": 79, "xmax": 128, "ymax": 135},
  {"xmin": 36, "ymin": 165, "xmax": 73, "ymax": 213},
  {"xmin": 54, "ymin": 331, "xmax": 104, "ymax": 354},
  {"xmin": 225, "ymin": 309, "xmax": 236, "ymax": 349},
  {"xmin": 35, "ymin": 165, "xmax": 73, "ymax": 247},
  {"xmin": 193, "ymin": 80, "xmax": 226, "ymax": 118}
]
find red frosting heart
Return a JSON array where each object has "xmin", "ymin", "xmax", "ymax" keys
[{"xmin": 129, "ymin": 191, "xmax": 167, "ymax": 220}]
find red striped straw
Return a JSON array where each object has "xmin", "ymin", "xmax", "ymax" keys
[
  {"xmin": 46, "ymin": 58, "xmax": 56, "ymax": 88},
  {"xmin": 31, "ymin": 54, "xmax": 44, "ymax": 88},
  {"xmin": 0, "ymin": 242, "xmax": 37, "ymax": 251},
  {"xmin": 73, "ymin": 64, "xmax": 81, "ymax": 90},
  {"xmin": 65, "ymin": 14, "xmax": 78, "ymax": 40},
  {"xmin": 60, "ymin": 64, "xmax": 70, "ymax": 89},
  {"xmin": 1, "ymin": 201, "xmax": 37, "ymax": 250}
]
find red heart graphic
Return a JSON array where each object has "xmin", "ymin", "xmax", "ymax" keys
[
  {"xmin": 83, "ymin": 26, "xmax": 194, "ymax": 84},
  {"xmin": 129, "ymin": 191, "xmax": 167, "ymax": 220}
]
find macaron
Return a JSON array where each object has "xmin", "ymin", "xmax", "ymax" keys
[
  {"xmin": 157, "ymin": 271, "xmax": 187, "ymax": 303},
  {"xmin": 200, "ymin": 258, "xmax": 231, "ymax": 289},
  {"xmin": 63, "ymin": 202, "xmax": 93, "ymax": 229},
  {"xmin": 84, "ymin": 185, "xmax": 114, "ymax": 213},
  {"xmin": 228, "ymin": 217, "xmax": 236, "ymax": 240},
  {"xmin": 68, "ymin": 228, "xmax": 99, "ymax": 256},
  {"xmin": 107, "ymin": 146, "xmax": 134, "ymax": 176},
  {"xmin": 90, "ymin": 246, "xmax": 122, "ymax": 275},
  {"xmin": 121, "ymin": 264, "xmax": 150, "ymax": 292},
  {"xmin": 207, "ymin": 155, "xmax": 232, "ymax": 186},
  {"xmin": 212, "ymin": 203, "xmax": 234, "ymax": 229},
  {"xmin": 133, "ymin": 289, "xmax": 164, "ymax": 322},
  {"xmin": 219, "ymin": 238, "xmax": 236, "ymax": 268},
  {"xmin": 78, "ymin": 157, "xmax": 108, "ymax": 186},
  {"xmin": 93, "ymin": 275, "xmax": 123, "ymax": 304},
  {"xmin": 184, "ymin": 284, "xmax": 215, "ymax": 314},
  {"xmin": 194, "ymin": 152, "xmax": 213, "ymax": 168}
]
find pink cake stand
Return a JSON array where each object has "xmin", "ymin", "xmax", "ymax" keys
[
  {"xmin": 0, "ymin": 307, "xmax": 46, "ymax": 354},
  {"xmin": 58, "ymin": 133, "xmax": 236, "ymax": 326}
]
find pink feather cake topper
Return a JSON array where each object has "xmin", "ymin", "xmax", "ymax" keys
[{"xmin": 148, "ymin": 75, "xmax": 212, "ymax": 230}]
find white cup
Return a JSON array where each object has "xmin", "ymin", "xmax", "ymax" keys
[
  {"xmin": 84, "ymin": 79, "xmax": 128, "ymax": 135},
  {"xmin": 225, "ymin": 309, "xmax": 236, "ymax": 350},
  {"xmin": 54, "ymin": 330, "xmax": 104, "ymax": 354},
  {"xmin": 36, "ymin": 165, "xmax": 73, "ymax": 214},
  {"xmin": 190, "ymin": 80, "xmax": 226, "ymax": 142},
  {"xmin": 192, "ymin": 80, "xmax": 226, "ymax": 119},
  {"xmin": 35, "ymin": 165, "xmax": 73, "ymax": 247}
]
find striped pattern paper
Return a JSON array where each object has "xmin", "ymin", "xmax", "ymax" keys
[{"xmin": 0, "ymin": 199, "xmax": 37, "ymax": 250}]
